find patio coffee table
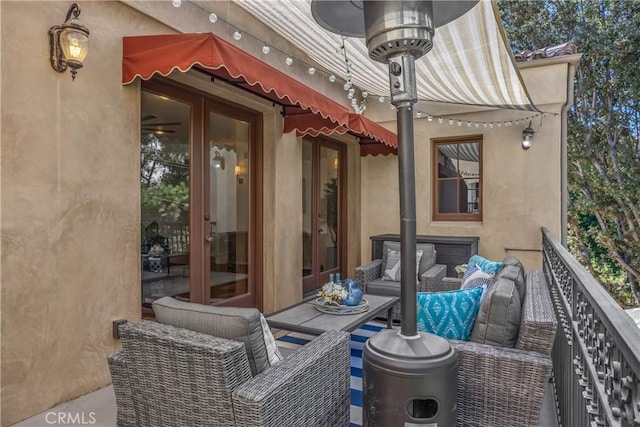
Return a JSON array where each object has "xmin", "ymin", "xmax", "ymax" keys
[{"xmin": 266, "ymin": 293, "xmax": 400, "ymax": 335}]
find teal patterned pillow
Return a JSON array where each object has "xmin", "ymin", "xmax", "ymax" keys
[
  {"xmin": 464, "ymin": 254, "xmax": 503, "ymax": 278},
  {"xmin": 416, "ymin": 287, "xmax": 484, "ymax": 341}
]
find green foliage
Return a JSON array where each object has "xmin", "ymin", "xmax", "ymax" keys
[
  {"xmin": 140, "ymin": 134, "xmax": 190, "ymax": 223},
  {"xmin": 499, "ymin": 0, "xmax": 640, "ymax": 307}
]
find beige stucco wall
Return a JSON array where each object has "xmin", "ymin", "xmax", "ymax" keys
[
  {"xmin": 359, "ymin": 60, "xmax": 573, "ymax": 270},
  {"xmin": 1, "ymin": 1, "xmax": 364, "ymax": 424}
]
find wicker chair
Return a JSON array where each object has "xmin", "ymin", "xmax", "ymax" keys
[
  {"xmin": 434, "ymin": 269, "xmax": 557, "ymax": 427},
  {"xmin": 108, "ymin": 321, "xmax": 350, "ymax": 427},
  {"xmin": 355, "ymin": 242, "xmax": 447, "ymax": 321}
]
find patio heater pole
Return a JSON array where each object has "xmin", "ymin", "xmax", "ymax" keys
[{"xmin": 393, "ymin": 55, "xmax": 418, "ymax": 337}]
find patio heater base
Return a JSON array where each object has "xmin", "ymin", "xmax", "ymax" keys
[{"xmin": 362, "ymin": 329, "xmax": 457, "ymax": 427}]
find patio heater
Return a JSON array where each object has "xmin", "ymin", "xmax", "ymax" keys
[{"xmin": 312, "ymin": 1, "xmax": 477, "ymax": 425}]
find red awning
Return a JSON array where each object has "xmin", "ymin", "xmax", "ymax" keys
[
  {"xmin": 283, "ymin": 112, "xmax": 397, "ymax": 156},
  {"xmin": 123, "ymin": 33, "xmax": 396, "ymax": 155}
]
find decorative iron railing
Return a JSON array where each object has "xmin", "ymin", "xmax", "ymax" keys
[{"xmin": 542, "ymin": 227, "xmax": 640, "ymax": 426}]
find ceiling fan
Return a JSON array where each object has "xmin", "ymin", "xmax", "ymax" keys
[{"xmin": 141, "ymin": 114, "xmax": 181, "ymax": 134}]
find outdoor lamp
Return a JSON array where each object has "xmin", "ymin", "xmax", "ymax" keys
[
  {"xmin": 49, "ymin": 3, "xmax": 90, "ymax": 81},
  {"xmin": 522, "ymin": 121, "xmax": 535, "ymax": 150},
  {"xmin": 211, "ymin": 151, "xmax": 225, "ymax": 169}
]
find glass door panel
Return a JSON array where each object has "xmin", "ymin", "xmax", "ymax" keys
[
  {"xmin": 207, "ymin": 111, "xmax": 250, "ymax": 303},
  {"xmin": 302, "ymin": 138, "xmax": 342, "ymax": 294},
  {"xmin": 140, "ymin": 90, "xmax": 191, "ymax": 308}
]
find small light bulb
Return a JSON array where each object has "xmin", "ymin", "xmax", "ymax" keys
[
  {"xmin": 362, "ymin": 91, "xmax": 368, "ymax": 98},
  {"xmin": 475, "ymin": 122, "xmax": 480, "ymax": 128},
  {"xmin": 209, "ymin": 13, "xmax": 218, "ymax": 23},
  {"xmin": 329, "ymin": 74, "xmax": 336, "ymax": 82},
  {"xmin": 416, "ymin": 111, "xmax": 422, "ymax": 118},
  {"xmin": 308, "ymin": 67, "xmax": 315, "ymax": 75},
  {"xmin": 489, "ymin": 122, "xmax": 494, "ymax": 128},
  {"xmin": 483, "ymin": 123, "xmax": 488, "ymax": 128},
  {"xmin": 379, "ymin": 96, "xmax": 385, "ymax": 103},
  {"xmin": 172, "ymin": 0, "xmax": 181, "ymax": 7},
  {"xmin": 344, "ymin": 81, "xmax": 352, "ymax": 91},
  {"xmin": 448, "ymin": 119, "xmax": 454, "ymax": 125},
  {"xmin": 438, "ymin": 118, "xmax": 444, "ymax": 124},
  {"xmin": 457, "ymin": 120, "xmax": 462, "ymax": 127},
  {"xmin": 515, "ymin": 120, "xmax": 520, "ymax": 125},
  {"xmin": 427, "ymin": 114, "xmax": 433, "ymax": 121},
  {"xmin": 348, "ymin": 88, "xmax": 355, "ymax": 95},
  {"xmin": 467, "ymin": 121, "xmax": 471, "ymax": 127},
  {"xmin": 285, "ymin": 57, "xmax": 293, "ymax": 66},
  {"xmin": 390, "ymin": 104, "xmax": 395, "ymax": 110},
  {"xmin": 233, "ymin": 30, "xmax": 242, "ymax": 40},
  {"xmin": 497, "ymin": 122, "xmax": 502, "ymax": 128},
  {"xmin": 347, "ymin": 93, "xmax": 354, "ymax": 100},
  {"xmin": 351, "ymin": 98, "xmax": 358, "ymax": 105},
  {"xmin": 262, "ymin": 44, "xmax": 270, "ymax": 54}
]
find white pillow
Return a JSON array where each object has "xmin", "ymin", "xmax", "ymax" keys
[
  {"xmin": 259, "ymin": 314, "xmax": 284, "ymax": 366},
  {"xmin": 383, "ymin": 249, "xmax": 423, "ymax": 282},
  {"xmin": 462, "ymin": 268, "xmax": 494, "ymax": 288}
]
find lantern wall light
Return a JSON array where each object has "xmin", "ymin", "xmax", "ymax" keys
[{"xmin": 49, "ymin": 3, "xmax": 90, "ymax": 81}]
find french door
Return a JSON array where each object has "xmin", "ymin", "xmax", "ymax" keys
[
  {"xmin": 302, "ymin": 137, "xmax": 345, "ymax": 294},
  {"xmin": 140, "ymin": 79, "xmax": 261, "ymax": 314}
]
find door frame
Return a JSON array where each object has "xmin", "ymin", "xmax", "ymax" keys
[{"xmin": 141, "ymin": 77, "xmax": 263, "ymax": 311}]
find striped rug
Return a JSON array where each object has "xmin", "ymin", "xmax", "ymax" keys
[{"xmin": 274, "ymin": 322, "xmax": 386, "ymax": 427}]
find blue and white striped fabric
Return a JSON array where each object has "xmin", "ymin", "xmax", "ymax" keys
[{"xmin": 275, "ymin": 322, "xmax": 386, "ymax": 427}]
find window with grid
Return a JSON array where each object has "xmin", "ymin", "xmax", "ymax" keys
[{"xmin": 433, "ymin": 137, "xmax": 482, "ymax": 221}]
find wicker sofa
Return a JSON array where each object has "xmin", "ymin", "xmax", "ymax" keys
[
  {"xmin": 429, "ymin": 269, "xmax": 557, "ymax": 427},
  {"xmin": 108, "ymin": 300, "xmax": 351, "ymax": 427},
  {"xmin": 355, "ymin": 241, "xmax": 447, "ymax": 321}
]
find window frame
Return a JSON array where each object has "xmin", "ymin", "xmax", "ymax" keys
[{"xmin": 432, "ymin": 135, "xmax": 483, "ymax": 222}]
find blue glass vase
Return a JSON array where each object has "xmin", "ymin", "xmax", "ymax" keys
[{"xmin": 343, "ymin": 279, "xmax": 363, "ymax": 306}]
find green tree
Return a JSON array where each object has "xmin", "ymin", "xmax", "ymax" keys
[{"xmin": 498, "ymin": 0, "xmax": 640, "ymax": 307}]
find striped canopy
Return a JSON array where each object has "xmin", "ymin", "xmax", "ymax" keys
[{"xmin": 233, "ymin": 0, "xmax": 535, "ymax": 111}]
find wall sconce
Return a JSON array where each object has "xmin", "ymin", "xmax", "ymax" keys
[
  {"xmin": 522, "ymin": 121, "xmax": 535, "ymax": 150},
  {"xmin": 49, "ymin": 3, "xmax": 90, "ymax": 81},
  {"xmin": 333, "ymin": 157, "xmax": 339, "ymax": 170},
  {"xmin": 235, "ymin": 165, "xmax": 244, "ymax": 184},
  {"xmin": 211, "ymin": 150, "xmax": 225, "ymax": 169}
]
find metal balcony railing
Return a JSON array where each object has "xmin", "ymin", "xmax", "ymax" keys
[{"xmin": 542, "ymin": 227, "xmax": 640, "ymax": 426}]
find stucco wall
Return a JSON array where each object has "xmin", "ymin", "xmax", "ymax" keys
[
  {"xmin": 0, "ymin": 2, "xmax": 149, "ymax": 424},
  {"xmin": 359, "ymin": 61, "xmax": 572, "ymax": 270}
]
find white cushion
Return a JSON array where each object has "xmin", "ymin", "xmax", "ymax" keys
[{"xmin": 259, "ymin": 314, "xmax": 284, "ymax": 366}]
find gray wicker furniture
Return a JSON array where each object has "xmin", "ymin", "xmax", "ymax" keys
[
  {"xmin": 432, "ymin": 269, "xmax": 557, "ymax": 427},
  {"xmin": 108, "ymin": 321, "xmax": 350, "ymax": 427},
  {"xmin": 355, "ymin": 241, "xmax": 447, "ymax": 321}
]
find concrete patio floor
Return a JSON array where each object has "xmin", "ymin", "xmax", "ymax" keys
[{"xmin": 12, "ymin": 382, "xmax": 559, "ymax": 426}]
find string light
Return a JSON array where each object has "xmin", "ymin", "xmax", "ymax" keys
[
  {"xmin": 233, "ymin": 30, "xmax": 242, "ymax": 40},
  {"xmin": 329, "ymin": 74, "xmax": 336, "ymax": 82},
  {"xmin": 285, "ymin": 56, "xmax": 293, "ymax": 66},
  {"xmin": 379, "ymin": 96, "xmax": 385, "ymax": 103},
  {"xmin": 208, "ymin": 13, "xmax": 218, "ymax": 23},
  {"xmin": 262, "ymin": 44, "xmax": 270, "ymax": 54},
  {"xmin": 308, "ymin": 67, "xmax": 316, "ymax": 75},
  {"xmin": 172, "ymin": 0, "xmax": 181, "ymax": 7}
]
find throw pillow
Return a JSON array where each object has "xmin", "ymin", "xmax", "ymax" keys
[
  {"xmin": 463, "ymin": 255, "xmax": 503, "ymax": 280},
  {"xmin": 416, "ymin": 286, "xmax": 483, "ymax": 341},
  {"xmin": 461, "ymin": 265, "xmax": 494, "ymax": 303},
  {"xmin": 382, "ymin": 249, "xmax": 423, "ymax": 282},
  {"xmin": 259, "ymin": 314, "xmax": 284, "ymax": 366},
  {"xmin": 470, "ymin": 276, "xmax": 521, "ymax": 347},
  {"xmin": 381, "ymin": 241, "xmax": 437, "ymax": 278}
]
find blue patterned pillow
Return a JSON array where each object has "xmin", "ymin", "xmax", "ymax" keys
[
  {"xmin": 464, "ymin": 255, "xmax": 503, "ymax": 279},
  {"xmin": 416, "ymin": 287, "xmax": 483, "ymax": 341}
]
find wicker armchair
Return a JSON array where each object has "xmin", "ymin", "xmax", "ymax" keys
[
  {"xmin": 441, "ymin": 269, "xmax": 557, "ymax": 427},
  {"xmin": 355, "ymin": 243, "xmax": 447, "ymax": 321},
  {"xmin": 108, "ymin": 321, "xmax": 350, "ymax": 427}
]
